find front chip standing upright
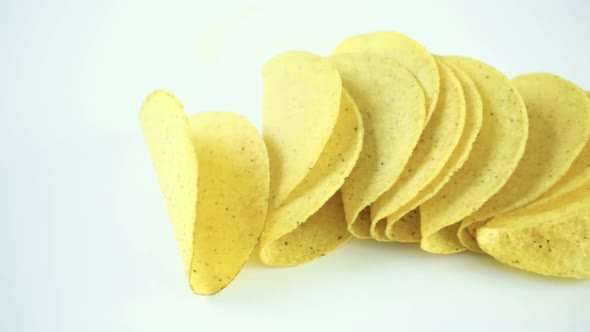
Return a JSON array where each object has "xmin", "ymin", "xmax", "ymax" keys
[
  {"xmin": 140, "ymin": 91, "xmax": 269, "ymax": 295},
  {"xmin": 188, "ymin": 112, "xmax": 270, "ymax": 293},
  {"xmin": 259, "ymin": 52, "xmax": 364, "ymax": 266},
  {"xmin": 140, "ymin": 91, "xmax": 199, "ymax": 278}
]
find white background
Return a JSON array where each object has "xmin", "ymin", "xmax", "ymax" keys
[{"xmin": 2, "ymin": 0, "xmax": 590, "ymax": 331}]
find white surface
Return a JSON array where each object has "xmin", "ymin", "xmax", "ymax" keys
[{"xmin": 1, "ymin": 0, "xmax": 590, "ymax": 331}]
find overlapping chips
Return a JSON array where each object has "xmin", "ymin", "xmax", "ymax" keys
[
  {"xmin": 420, "ymin": 56, "xmax": 529, "ymax": 253},
  {"xmin": 333, "ymin": 31, "xmax": 440, "ymax": 125},
  {"xmin": 262, "ymin": 52, "xmax": 342, "ymax": 207},
  {"xmin": 503, "ymin": 90, "xmax": 590, "ymax": 215},
  {"xmin": 458, "ymin": 74, "xmax": 590, "ymax": 252},
  {"xmin": 260, "ymin": 52, "xmax": 363, "ymax": 265},
  {"xmin": 371, "ymin": 59, "xmax": 465, "ymax": 242},
  {"xmin": 379, "ymin": 59, "xmax": 485, "ymax": 245},
  {"xmin": 330, "ymin": 52, "xmax": 425, "ymax": 238},
  {"xmin": 140, "ymin": 31, "xmax": 590, "ymax": 295}
]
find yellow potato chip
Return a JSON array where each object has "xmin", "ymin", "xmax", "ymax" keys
[
  {"xmin": 478, "ymin": 185, "xmax": 590, "ymax": 279},
  {"xmin": 330, "ymin": 53, "xmax": 425, "ymax": 238},
  {"xmin": 260, "ymin": 89, "xmax": 364, "ymax": 266},
  {"xmin": 386, "ymin": 58, "xmax": 483, "ymax": 244},
  {"xmin": 263, "ymin": 51, "xmax": 341, "ymax": 207},
  {"xmin": 379, "ymin": 208, "xmax": 421, "ymax": 242},
  {"xmin": 333, "ymin": 31, "xmax": 439, "ymax": 125},
  {"xmin": 140, "ymin": 91, "xmax": 269, "ymax": 295},
  {"xmin": 459, "ymin": 74, "xmax": 590, "ymax": 252},
  {"xmin": 419, "ymin": 56, "xmax": 529, "ymax": 254},
  {"xmin": 261, "ymin": 192, "xmax": 350, "ymax": 266},
  {"xmin": 507, "ymin": 91, "xmax": 590, "ymax": 213},
  {"xmin": 370, "ymin": 60, "xmax": 466, "ymax": 241},
  {"xmin": 189, "ymin": 112, "xmax": 269, "ymax": 294},
  {"xmin": 140, "ymin": 90, "xmax": 199, "ymax": 276}
]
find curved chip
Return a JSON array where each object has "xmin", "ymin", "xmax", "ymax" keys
[
  {"xmin": 259, "ymin": 89, "xmax": 364, "ymax": 266},
  {"xmin": 189, "ymin": 112, "xmax": 269, "ymax": 294},
  {"xmin": 384, "ymin": 58, "xmax": 483, "ymax": 244},
  {"xmin": 333, "ymin": 31, "xmax": 439, "ymax": 125},
  {"xmin": 263, "ymin": 51, "xmax": 341, "ymax": 207},
  {"xmin": 140, "ymin": 90, "xmax": 269, "ymax": 295},
  {"xmin": 140, "ymin": 90, "xmax": 198, "ymax": 277},
  {"xmin": 509, "ymin": 91, "xmax": 590, "ymax": 213},
  {"xmin": 419, "ymin": 56, "xmax": 529, "ymax": 254},
  {"xmin": 261, "ymin": 192, "xmax": 349, "ymax": 266},
  {"xmin": 382, "ymin": 208, "xmax": 422, "ymax": 242},
  {"xmin": 459, "ymin": 74, "xmax": 590, "ymax": 252},
  {"xmin": 329, "ymin": 53, "xmax": 425, "ymax": 238},
  {"xmin": 370, "ymin": 60, "xmax": 466, "ymax": 241},
  {"xmin": 406, "ymin": 59, "xmax": 483, "ymax": 245},
  {"xmin": 478, "ymin": 185, "xmax": 590, "ymax": 279}
]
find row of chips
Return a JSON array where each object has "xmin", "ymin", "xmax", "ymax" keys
[{"xmin": 140, "ymin": 31, "xmax": 590, "ymax": 295}]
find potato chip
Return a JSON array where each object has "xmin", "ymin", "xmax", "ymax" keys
[
  {"xmin": 260, "ymin": 87, "xmax": 363, "ymax": 265},
  {"xmin": 141, "ymin": 30, "xmax": 590, "ymax": 292},
  {"xmin": 370, "ymin": 60, "xmax": 465, "ymax": 241},
  {"xmin": 384, "ymin": 58, "xmax": 483, "ymax": 245},
  {"xmin": 263, "ymin": 51, "xmax": 341, "ymax": 207},
  {"xmin": 506, "ymin": 91, "xmax": 590, "ymax": 213},
  {"xmin": 333, "ymin": 31, "xmax": 439, "ymax": 125},
  {"xmin": 189, "ymin": 112, "xmax": 269, "ymax": 294},
  {"xmin": 478, "ymin": 185, "xmax": 590, "ymax": 279},
  {"xmin": 419, "ymin": 56, "xmax": 529, "ymax": 254},
  {"xmin": 261, "ymin": 191, "xmax": 350, "ymax": 266},
  {"xmin": 459, "ymin": 74, "xmax": 590, "ymax": 252},
  {"xmin": 140, "ymin": 90, "xmax": 199, "ymax": 276},
  {"xmin": 330, "ymin": 53, "xmax": 425, "ymax": 238},
  {"xmin": 140, "ymin": 91, "xmax": 269, "ymax": 295},
  {"xmin": 379, "ymin": 208, "xmax": 421, "ymax": 242}
]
